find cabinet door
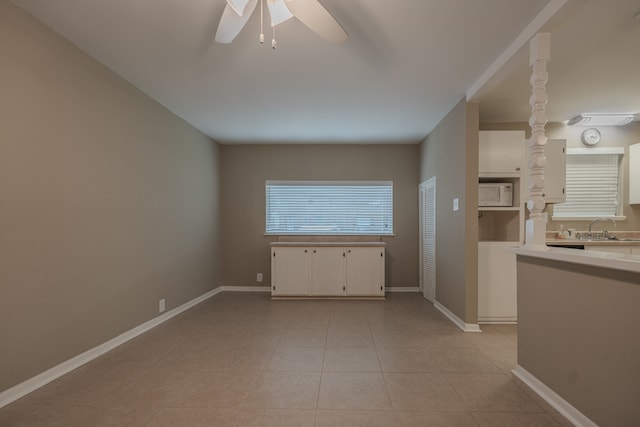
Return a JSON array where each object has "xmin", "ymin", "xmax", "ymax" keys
[
  {"xmin": 630, "ymin": 143, "xmax": 640, "ymax": 204},
  {"xmin": 479, "ymin": 131, "xmax": 525, "ymax": 175},
  {"xmin": 543, "ymin": 139, "xmax": 566, "ymax": 203},
  {"xmin": 346, "ymin": 247, "xmax": 384, "ymax": 296},
  {"xmin": 311, "ymin": 247, "xmax": 346, "ymax": 296},
  {"xmin": 271, "ymin": 248, "xmax": 311, "ymax": 296},
  {"xmin": 478, "ymin": 243, "xmax": 517, "ymax": 322}
]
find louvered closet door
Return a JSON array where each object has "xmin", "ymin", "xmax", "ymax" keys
[{"xmin": 420, "ymin": 178, "xmax": 436, "ymax": 302}]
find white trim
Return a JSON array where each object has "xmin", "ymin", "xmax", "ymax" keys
[
  {"xmin": 478, "ymin": 318, "xmax": 518, "ymax": 324},
  {"xmin": 512, "ymin": 365, "xmax": 598, "ymax": 427},
  {"xmin": 434, "ymin": 301, "xmax": 481, "ymax": 332},
  {"xmin": 0, "ymin": 286, "xmax": 223, "ymax": 409},
  {"xmin": 220, "ymin": 285, "xmax": 271, "ymax": 292},
  {"xmin": 266, "ymin": 180, "xmax": 392, "ymax": 186},
  {"xmin": 567, "ymin": 147, "xmax": 625, "ymax": 155},
  {"xmin": 551, "ymin": 216, "xmax": 626, "ymax": 221},
  {"xmin": 386, "ymin": 286, "xmax": 419, "ymax": 292}
]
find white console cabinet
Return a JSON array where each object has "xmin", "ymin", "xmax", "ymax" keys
[{"xmin": 271, "ymin": 243, "xmax": 385, "ymax": 298}]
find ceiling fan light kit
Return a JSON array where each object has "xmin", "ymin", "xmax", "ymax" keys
[
  {"xmin": 567, "ymin": 113, "xmax": 636, "ymax": 126},
  {"xmin": 215, "ymin": 0, "xmax": 347, "ymax": 47}
]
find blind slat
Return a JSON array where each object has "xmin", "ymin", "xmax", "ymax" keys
[
  {"xmin": 553, "ymin": 153, "xmax": 621, "ymax": 217},
  {"xmin": 266, "ymin": 181, "xmax": 393, "ymax": 235}
]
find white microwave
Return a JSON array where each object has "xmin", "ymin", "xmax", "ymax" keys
[{"xmin": 479, "ymin": 183, "xmax": 513, "ymax": 207}]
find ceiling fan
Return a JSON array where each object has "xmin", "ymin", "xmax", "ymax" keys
[{"xmin": 215, "ymin": 0, "xmax": 348, "ymax": 47}]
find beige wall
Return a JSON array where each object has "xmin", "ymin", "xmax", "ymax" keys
[
  {"xmin": 516, "ymin": 256, "xmax": 640, "ymax": 426},
  {"xmin": 480, "ymin": 121, "xmax": 640, "ymax": 230},
  {"xmin": 419, "ymin": 99, "xmax": 479, "ymax": 324},
  {"xmin": 0, "ymin": 1, "xmax": 221, "ymax": 392},
  {"xmin": 220, "ymin": 144, "xmax": 419, "ymax": 288}
]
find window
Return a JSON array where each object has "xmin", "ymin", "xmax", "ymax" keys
[
  {"xmin": 265, "ymin": 181, "xmax": 393, "ymax": 235},
  {"xmin": 552, "ymin": 148, "xmax": 624, "ymax": 219}
]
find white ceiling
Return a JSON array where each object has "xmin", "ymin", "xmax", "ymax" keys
[{"xmin": 11, "ymin": 1, "xmax": 640, "ymax": 144}]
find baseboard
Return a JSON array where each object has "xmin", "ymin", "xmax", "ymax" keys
[
  {"xmin": 386, "ymin": 286, "xmax": 419, "ymax": 292},
  {"xmin": 219, "ymin": 285, "xmax": 418, "ymax": 293},
  {"xmin": 220, "ymin": 285, "xmax": 271, "ymax": 292},
  {"xmin": 0, "ymin": 286, "xmax": 223, "ymax": 409},
  {"xmin": 478, "ymin": 317, "xmax": 518, "ymax": 324},
  {"xmin": 512, "ymin": 365, "xmax": 596, "ymax": 427},
  {"xmin": 434, "ymin": 301, "xmax": 481, "ymax": 332}
]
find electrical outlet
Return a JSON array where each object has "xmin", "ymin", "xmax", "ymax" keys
[
  {"xmin": 257, "ymin": 273, "xmax": 263, "ymax": 282},
  {"xmin": 159, "ymin": 298, "xmax": 165, "ymax": 313}
]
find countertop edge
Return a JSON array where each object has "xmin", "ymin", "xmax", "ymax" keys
[{"xmin": 507, "ymin": 245, "xmax": 640, "ymax": 274}]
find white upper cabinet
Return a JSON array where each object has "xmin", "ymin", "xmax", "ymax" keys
[{"xmin": 479, "ymin": 131, "xmax": 525, "ymax": 176}]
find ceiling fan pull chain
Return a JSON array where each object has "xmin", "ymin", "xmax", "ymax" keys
[
  {"xmin": 272, "ymin": 25, "xmax": 277, "ymax": 49},
  {"xmin": 259, "ymin": 0, "xmax": 265, "ymax": 44}
]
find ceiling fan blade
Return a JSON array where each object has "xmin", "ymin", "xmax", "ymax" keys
[
  {"xmin": 285, "ymin": 0, "xmax": 347, "ymax": 43},
  {"xmin": 267, "ymin": 0, "xmax": 294, "ymax": 27},
  {"xmin": 227, "ymin": 0, "xmax": 251, "ymax": 16},
  {"xmin": 215, "ymin": 0, "xmax": 259, "ymax": 43}
]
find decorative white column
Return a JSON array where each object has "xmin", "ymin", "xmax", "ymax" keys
[{"xmin": 525, "ymin": 33, "xmax": 551, "ymax": 248}]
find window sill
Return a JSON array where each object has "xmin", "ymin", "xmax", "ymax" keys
[
  {"xmin": 265, "ymin": 233, "xmax": 396, "ymax": 237},
  {"xmin": 550, "ymin": 216, "xmax": 627, "ymax": 222}
]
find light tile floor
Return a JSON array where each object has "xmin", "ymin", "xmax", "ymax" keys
[{"xmin": 0, "ymin": 292, "xmax": 573, "ymax": 426}]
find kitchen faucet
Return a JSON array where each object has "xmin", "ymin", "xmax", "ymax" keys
[{"xmin": 588, "ymin": 217, "xmax": 616, "ymax": 238}]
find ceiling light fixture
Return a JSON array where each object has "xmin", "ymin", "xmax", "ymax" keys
[
  {"xmin": 215, "ymin": 0, "xmax": 347, "ymax": 48},
  {"xmin": 567, "ymin": 113, "xmax": 636, "ymax": 126}
]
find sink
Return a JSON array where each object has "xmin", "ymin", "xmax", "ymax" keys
[
  {"xmin": 598, "ymin": 236, "xmax": 640, "ymax": 242},
  {"xmin": 571, "ymin": 235, "xmax": 640, "ymax": 242}
]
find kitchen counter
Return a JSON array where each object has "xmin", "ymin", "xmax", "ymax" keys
[
  {"xmin": 509, "ymin": 246, "xmax": 640, "ymax": 274},
  {"xmin": 546, "ymin": 231, "xmax": 640, "ymax": 247},
  {"xmin": 546, "ymin": 238, "xmax": 640, "ymax": 247},
  {"xmin": 511, "ymin": 247, "xmax": 640, "ymax": 425}
]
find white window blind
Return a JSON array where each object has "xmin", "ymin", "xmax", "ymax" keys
[
  {"xmin": 265, "ymin": 181, "xmax": 393, "ymax": 235},
  {"xmin": 553, "ymin": 150, "xmax": 622, "ymax": 218}
]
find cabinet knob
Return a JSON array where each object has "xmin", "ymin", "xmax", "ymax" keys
[
  {"xmin": 313, "ymin": 250, "xmax": 316, "ymax": 253},
  {"xmin": 304, "ymin": 250, "xmax": 307, "ymax": 253},
  {"xmin": 348, "ymin": 250, "xmax": 351, "ymax": 253},
  {"xmin": 343, "ymin": 286, "xmax": 346, "ymax": 291},
  {"xmin": 516, "ymin": 167, "xmax": 520, "ymax": 171}
]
